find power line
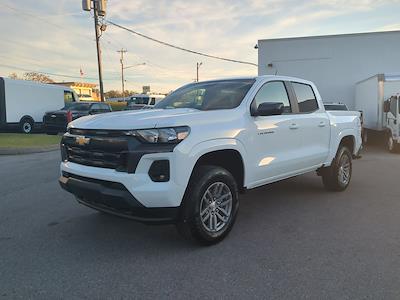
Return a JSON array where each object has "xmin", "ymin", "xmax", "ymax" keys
[
  {"xmin": 0, "ymin": 63, "xmax": 120, "ymax": 81},
  {"xmin": 106, "ymin": 20, "xmax": 258, "ymax": 67}
]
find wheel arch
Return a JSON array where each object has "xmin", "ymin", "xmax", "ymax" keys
[
  {"xmin": 19, "ymin": 115, "xmax": 34, "ymax": 124},
  {"xmin": 183, "ymin": 139, "xmax": 248, "ymax": 192},
  {"xmin": 326, "ymin": 130, "xmax": 358, "ymax": 165},
  {"xmin": 191, "ymin": 149, "xmax": 245, "ymax": 192},
  {"xmin": 339, "ymin": 135, "xmax": 355, "ymax": 154}
]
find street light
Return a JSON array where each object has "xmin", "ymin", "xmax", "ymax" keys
[{"xmin": 120, "ymin": 62, "xmax": 146, "ymax": 97}]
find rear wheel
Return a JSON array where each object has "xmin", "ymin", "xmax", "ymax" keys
[
  {"xmin": 322, "ymin": 146, "xmax": 352, "ymax": 191},
  {"xmin": 362, "ymin": 129, "xmax": 368, "ymax": 145},
  {"xmin": 387, "ymin": 134, "xmax": 398, "ymax": 153},
  {"xmin": 20, "ymin": 118, "xmax": 33, "ymax": 134},
  {"xmin": 177, "ymin": 165, "xmax": 239, "ymax": 245}
]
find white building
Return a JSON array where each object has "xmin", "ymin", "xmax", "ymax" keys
[{"xmin": 258, "ymin": 31, "xmax": 400, "ymax": 109}]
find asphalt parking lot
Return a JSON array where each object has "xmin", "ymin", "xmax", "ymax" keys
[{"xmin": 1, "ymin": 145, "xmax": 400, "ymax": 299}]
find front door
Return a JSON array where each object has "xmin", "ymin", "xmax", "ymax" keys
[{"xmin": 244, "ymin": 81, "xmax": 304, "ymax": 187}]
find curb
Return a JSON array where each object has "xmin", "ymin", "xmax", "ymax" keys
[{"xmin": 0, "ymin": 145, "xmax": 59, "ymax": 155}]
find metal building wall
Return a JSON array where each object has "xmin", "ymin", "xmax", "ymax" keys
[{"xmin": 258, "ymin": 31, "xmax": 400, "ymax": 109}]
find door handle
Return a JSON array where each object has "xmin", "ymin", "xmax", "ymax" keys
[
  {"xmin": 318, "ymin": 121, "xmax": 326, "ymax": 127},
  {"xmin": 289, "ymin": 123, "xmax": 299, "ymax": 130}
]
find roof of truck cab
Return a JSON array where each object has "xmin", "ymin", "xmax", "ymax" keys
[{"xmin": 196, "ymin": 75, "xmax": 312, "ymax": 84}]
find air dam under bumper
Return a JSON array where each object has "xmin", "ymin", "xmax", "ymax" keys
[{"xmin": 59, "ymin": 173, "xmax": 179, "ymax": 224}]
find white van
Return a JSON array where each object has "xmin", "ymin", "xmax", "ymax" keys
[{"xmin": 0, "ymin": 77, "xmax": 78, "ymax": 133}]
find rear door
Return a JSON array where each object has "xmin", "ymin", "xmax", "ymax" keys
[{"xmin": 289, "ymin": 82, "xmax": 330, "ymax": 168}]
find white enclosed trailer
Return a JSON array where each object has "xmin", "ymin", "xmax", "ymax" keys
[
  {"xmin": 0, "ymin": 77, "xmax": 77, "ymax": 133},
  {"xmin": 355, "ymin": 74, "xmax": 400, "ymax": 151}
]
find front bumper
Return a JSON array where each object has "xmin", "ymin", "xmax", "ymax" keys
[{"xmin": 59, "ymin": 172, "xmax": 179, "ymax": 224}]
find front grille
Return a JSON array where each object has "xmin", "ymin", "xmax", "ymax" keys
[
  {"xmin": 62, "ymin": 130, "xmax": 133, "ymax": 172},
  {"xmin": 66, "ymin": 145, "xmax": 127, "ymax": 171},
  {"xmin": 62, "ymin": 128, "xmax": 177, "ymax": 174}
]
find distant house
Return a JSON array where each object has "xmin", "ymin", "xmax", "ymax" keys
[{"xmin": 52, "ymin": 82, "xmax": 99, "ymax": 101}]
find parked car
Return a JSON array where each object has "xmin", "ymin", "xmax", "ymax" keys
[
  {"xmin": 127, "ymin": 94, "xmax": 165, "ymax": 107},
  {"xmin": 0, "ymin": 77, "xmax": 77, "ymax": 133},
  {"xmin": 324, "ymin": 102, "xmax": 349, "ymax": 111},
  {"xmin": 44, "ymin": 102, "xmax": 111, "ymax": 135},
  {"xmin": 58, "ymin": 76, "xmax": 362, "ymax": 244}
]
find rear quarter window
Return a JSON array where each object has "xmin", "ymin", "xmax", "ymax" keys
[{"xmin": 292, "ymin": 82, "xmax": 319, "ymax": 113}]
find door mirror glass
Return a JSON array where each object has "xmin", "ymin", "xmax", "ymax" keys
[{"xmin": 254, "ymin": 102, "xmax": 284, "ymax": 116}]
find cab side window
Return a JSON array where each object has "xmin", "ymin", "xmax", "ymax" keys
[
  {"xmin": 292, "ymin": 82, "xmax": 319, "ymax": 113},
  {"xmin": 254, "ymin": 81, "xmax": 291, "ymax": 113}
]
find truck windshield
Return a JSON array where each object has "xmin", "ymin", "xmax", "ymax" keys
[{"xmin": 155, "ymin": 79, "xmax": 255, "ymax": 110}]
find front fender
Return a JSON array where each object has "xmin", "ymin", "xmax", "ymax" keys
[{"xmin": 173, "ymin": 138, "xmax": 249, "ymax": 189}]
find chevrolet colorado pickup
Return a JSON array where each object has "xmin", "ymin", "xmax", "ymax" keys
[{"xmin": 59, "ymin": 76, "xmax": 362, "ymax": 244}]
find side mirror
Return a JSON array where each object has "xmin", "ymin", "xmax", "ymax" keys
[
  {"xmin": 384, "ymin": 100, "xmax": 390, "ymax": 113},
  {"xmin": 253, "ymin": 102, "xmax": 284, "ymax": 116}
]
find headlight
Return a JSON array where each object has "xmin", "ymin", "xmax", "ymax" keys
[{"xmin": 134, "ymin": 126, "xmax": 190, "ymax": 143}]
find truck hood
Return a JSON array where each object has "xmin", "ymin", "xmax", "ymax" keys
[{"xmin": 69, "ymin": 108, "xmax": 206, "ymax": 130}]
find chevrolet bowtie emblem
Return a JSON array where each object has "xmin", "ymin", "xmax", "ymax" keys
[{"xmin": 75, "ymin": 136, "xmax": 90, "ymax": 146}]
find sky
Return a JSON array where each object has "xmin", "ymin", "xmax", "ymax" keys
[{"xmin": 1, "ymin": 0, "xmax": 400, "ymax": 93}]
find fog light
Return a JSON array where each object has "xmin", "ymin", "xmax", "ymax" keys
[
  {"xmin": 61, "ymin": 144, "xmax": 67, "ymax": 162},
  {"xmin": 149, "ymin": 160, "xmax": 170, "ymax": 182}
]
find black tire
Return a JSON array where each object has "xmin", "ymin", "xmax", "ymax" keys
[
  {"xmin": 387, "ymin": 134, "xmax": 398, "ymax": 153},
  {"xmin": 20, "ymin": 118, "xmax": 34, "ymax": 134},
  {"xmin": 322, "ymin": 146, "xmax": 352, "ymax": 192},
  {"xmin": 362, "ymin": 129, "xmax": 368, "ymax": 145},
  {"xmin": 176, "ymin": 165, "xmax": 239, "ymax": 245}
]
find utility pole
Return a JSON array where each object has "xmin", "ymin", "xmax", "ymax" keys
[
  {"xmin": 117, "ymin": 48, "xmax": 127, "ymax": 97},
  {"xmin": 196, "ymin": 62, "xmax": 203, "ymax": 82},
  {"xmin": 83, "ymin": 0, "xmax": 106, "ymax": 102}
]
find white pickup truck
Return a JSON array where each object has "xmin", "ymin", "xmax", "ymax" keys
[{"xmin": 59, "ymin": 76, "xmax": 362, "ymax": 244}]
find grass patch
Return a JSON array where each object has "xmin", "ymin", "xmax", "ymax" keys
[
  {"xmin": 0, "ymin": 133, "xmax": 61, "ymax": 148},
  {"xmin": 106, "ymin": 101, "xmax": 127, "ymax": 111}
]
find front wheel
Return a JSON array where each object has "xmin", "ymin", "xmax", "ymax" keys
[
  {"xmin": 176, "ymin": 166, "xmax": 239, "ymax": 245},
  {"xmin": 322, "ymin": 146, "xmax": 352, "ymax": 191}
]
